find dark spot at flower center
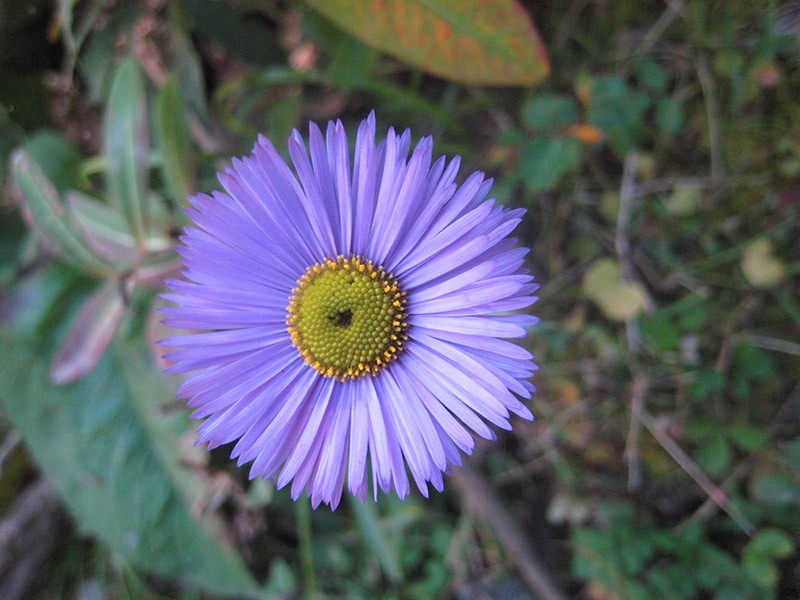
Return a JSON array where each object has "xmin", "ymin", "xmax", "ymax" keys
[
  {"xmin": 331, "ymin": 309, "xmax": 353, "ymax": 328},
  {"xmin": 286, "ymin": 255, "xmax": 409, "ymax": 381}
]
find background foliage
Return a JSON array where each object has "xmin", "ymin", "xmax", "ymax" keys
[{"xmin": 0, "ymin": 0, "xmax": 799, "ymax": 598}]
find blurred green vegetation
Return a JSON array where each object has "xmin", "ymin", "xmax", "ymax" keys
[{"xmin": 0, "ymin": 0, "xmax": 798, "ymax": 598}]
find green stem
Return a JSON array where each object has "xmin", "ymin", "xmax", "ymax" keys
[{"xmin": 296, "ymin": 497, "xmax": 319, "ymax": 599}]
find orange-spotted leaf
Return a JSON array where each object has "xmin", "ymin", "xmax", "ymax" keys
[{"xmin": 302, "ymin": 0, "xmax": 549, "ymax": 86}]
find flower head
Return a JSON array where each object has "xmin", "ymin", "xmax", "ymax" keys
[{"xmin": 161, "ymin": 113, "xmax": 538, "ymax": 508}]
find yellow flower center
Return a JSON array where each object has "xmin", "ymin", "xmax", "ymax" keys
[{"xmin": 287, "ymin": 255, "xmax": 409, "ymax": 381}]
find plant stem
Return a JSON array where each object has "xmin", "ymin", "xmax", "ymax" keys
[{"xmin": 296, "ymin": 497, "xmax": 319, "ymax": 600}]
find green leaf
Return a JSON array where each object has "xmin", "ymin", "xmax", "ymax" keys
[
  {"xmin": 744, "ymin": 528, "xmax": 795, "ymax": 560},
  {"xmin": 66, "ymin": 190, "xmax": 164, "ymax": 267},
  {"xmin": 184, "ymin": 0, "xmax": 285, "ymax": 67},
  {"xmin": 302, "ymin": 0, "xmax": 549, "ymax": 86},
  {"xmin": 743, "ymin": 557, "xmax": 779, "ymax": 589},
  {"xmin": 665, "ymin": 184, "xmax": 702, "ymax": 216},
  {"xmin": 728, "ymin": 424, "xmax": 768, "ymax": 452},
  {"xmin": 167, "ymin": 20, "xmax": 213, "ymax": 130},
  {"xmin": 641, "ymin": 312, "xmax": 680, "ymax": 351},
  {"xmin": 10, "ymin": 150, "xmax": 111, "ymax": 275},
  {"xmin": 349, "ymin": 495, "xmax": 403, "ymax": 583},
  {"xmin": 50, "ymin": 280, "xmax": 126, "ymax": 385},
  {"xmin": 0, "ymin": 72, "xmax": 50, "ymax": 132},
  {"xmin": 752, "ymin": 473, "xmax": 800, "ymax": 506},
  {"xmin": 520, "ymin": 136, "xmax": 582, "ymax": 192},
  {"xmin": 637, "ymin": 59, "xmax": 668, "ymax": 93},
  {"xmin": 656, "ymin": 97, "xmax": 684, "ymax": 135},
  {"xmin": 77, "ymin": 2, "xmax": 142, "ymax": 104},
  {"xmin": 786, "ymin": 437, "xmax": 800, "ymax": 465},
  {"xmin": 22, "ymin": 130, "xmax": 84, "ymax": 192},
  {"xmin": 695, "ymin": 433, "xmax": 732, "ymax": 477},
  {"xmin": 105, "ymin": 56, "xmax": 150, "ymax": 247},
  {"xmin": 588, "ymin": 76, "xmax": 650, "ymax": 155},
  {"xmin": 263, "ymin": 559, "xmax": 297, "ymax": 596},
  {"xmin": 0, "ymin": 333, "xmax": 259, "ymax": 597},
  {"xmin": 0, "ymin": 266, "xmax": 86, "ymax": 337},
  {"xmin": 156, "ymin": 76, "xmax": 196, "ymax": 206},
  {"xmin": 689, "ymin": 368, "xmax": 725, "ymax": 400},
  {"xmin": 521, "ymin": 94, "xmax": 578, "ymax": 131}
]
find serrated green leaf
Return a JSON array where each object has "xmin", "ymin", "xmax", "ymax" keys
[
  {"xmin": 156, "ymin": 76, "xmax": 196, "ymax": 206},
  {"xmin": 10, "ymin": 150, "xmax": 111, "ymax": 275},
  {"xmin": 0, "ymin": 333, "xmax": 259, "ymax": 597},
  {"xmin": 302, "ymin": 0, "xmax": 549, "ymax": 86},
  {"xmin": 105, "ymin": 56, "xmax": 150, "ymax": 247}
]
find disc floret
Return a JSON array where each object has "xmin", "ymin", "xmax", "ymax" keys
[{"xmin": 287, "ymin": 255, "xmax": 409, "ymax": 380}]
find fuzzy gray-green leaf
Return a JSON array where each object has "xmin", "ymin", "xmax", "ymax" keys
[
  {"xmin": 105, "ymin": 56, "xmax": 150, "ymax": 247},
  {"xmin": 10, "ymin": 150, "xmax": 110, "ymax": 274},
  {"xmin": 0, "ymin": 333, "xmax": 260, "ymax": 597},
  {"xmin": 156, "ymin": 75, "xmax": 196, "ymax": 205}
]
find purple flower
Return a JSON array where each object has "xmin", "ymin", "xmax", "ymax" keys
[{"xmin": 161, "ymin": 113, "xmax": 538, "ymax": 508}]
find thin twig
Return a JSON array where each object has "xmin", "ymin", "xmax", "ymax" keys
[
  {"xmin": 688, "ymin": 379, "xmax": 800, "ymax": 525},
  {"xmin": 773, "ymin": 379, "xmax": 800, "ymax": 426},
  {"xmin": 451, "ymin": 463, "xmax": 568, "ymax": 600},
  {"xmin": 696, "ymin": 55, "xmax": 724, "ymax": 186},
  {"xmin": 616, "ymin": 153, "xmax": 639, "ymax": 284},
  {"xmin": 617, "ymin": 153, "xmax": 649, "ymax": 491},
  {"xmin": 0, "ymin": 479, "xmax": 69, "ymax": 600},
  {"xmin": 632, "ymin": 0, "xmax": 686, "ymax": 60},
  {"xmin": 616, "ymin": 153, "xmax": 650, "ymax": 347},
  {"xmin": 0, "ymin": 432, "xmax": 21, "ymax": 474},
  {"xmin": 733, "ymin": 334, "xmax": 800, "ymax": 357},
  {"xmin": 639, "ymin": 410, "xmax": 756, "ymax": 535},
  {"xmin": 625, "ymin": 377, "xmax": 648, "ymax": 492}
]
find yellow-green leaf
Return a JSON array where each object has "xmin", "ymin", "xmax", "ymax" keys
[
  {"xmin": 583, "ymin": 258, "xmax": 646, "ymax": 321},
  {"xmin": 302, "ymin": 0, "xmax": 549, "ymax": 87},
  {"xmin": 741, "ymin": 239, "xmax": 785, "ymax": 287}
]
